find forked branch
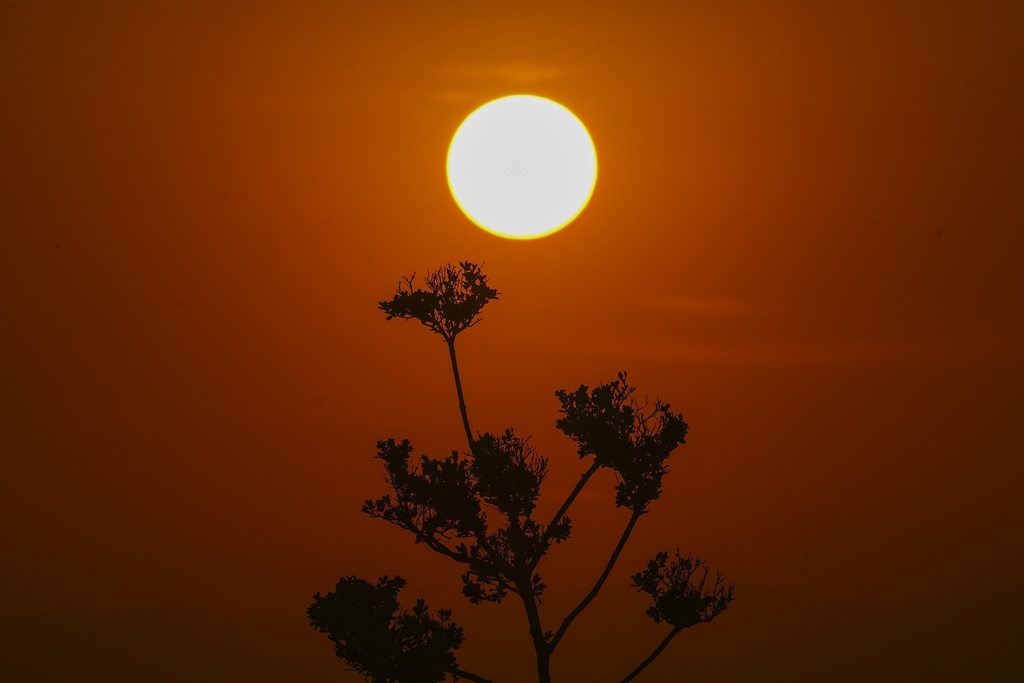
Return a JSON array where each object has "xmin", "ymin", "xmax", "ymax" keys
[{"xmin": 321, "ymin": 264, "xmax": 736, "ymax": 683}]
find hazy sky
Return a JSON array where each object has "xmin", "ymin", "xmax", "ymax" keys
[{"xmin": 3, "ymin": 1, "xmax": 1022, "ymax": 681}]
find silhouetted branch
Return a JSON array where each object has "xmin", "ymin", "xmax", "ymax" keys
[
  {"xmin": 619, "ymin": 625, "xmax": 682, "ymax": 683},
  {"xmin": 313, "ymin": 263, "xmax": 734, "ymax": 682},
  {"xmin": 529, "ymin": 460, "xmax": 600, "ymax": 572},
  {"xmin": 515, "ymin": 577, "xmax": 553, "ymax": 683},
  {"xmin": 408, "ymin": 521, "xmax": 471, "ymax": 564},
  {"xmin": 380, "ymin": 263, "xmax": 497, "ymax": 451},
  {"xmin": 548, "ymin": 509, "xmax": 643, "ymax": 651},
  {"xmin": 451, "ymin": 667, "xmax": 495, "ymax": 683},
  {"xmin": 619, "ymin": 550, "xmax": 735, "ymax": 679},
  {"xmin": 447, "ymin": 339, "xmax": 475, "ymax": 449}
]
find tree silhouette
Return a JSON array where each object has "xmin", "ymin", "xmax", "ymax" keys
[{"xmin": 309, "ymin": 262, "xmax": 734, "ymax": 682}]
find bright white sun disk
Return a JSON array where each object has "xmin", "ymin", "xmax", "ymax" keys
[{"xmin": 447, "ymin": 95, "xmax": 597, "ymax": 239}]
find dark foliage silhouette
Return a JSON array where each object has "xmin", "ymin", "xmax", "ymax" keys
[
  {"xmin": 308, "ymin": 576, "xmax": 465, "ymax": 683},
  {"xmin": 309, "ymin": 262, "xmax": 733, "ymax": 682}
]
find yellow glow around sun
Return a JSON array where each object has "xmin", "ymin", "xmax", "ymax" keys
[{"xmin": 447, "ymin": 95, "xmax": 597, "ymax": 239}]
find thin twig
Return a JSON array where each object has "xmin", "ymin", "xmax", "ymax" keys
[
  {"xmin": 548, "ymin": 509, "xmax": 643, "ymax": 651},
  {"xmin": 620, "ymin": 626, "xmax": 682, "ymax": 683},
  {"xmin": 529, "ymin": 460, "xmax": 602, "ymax": 571},
  {"xmin": 450, "ymin": 667, "xmax": 495, "ymax": 683}
]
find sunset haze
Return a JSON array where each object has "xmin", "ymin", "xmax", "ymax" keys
[{"xmin": 2, "ymin": 1, "xmax": 1022, "ymax": 680}]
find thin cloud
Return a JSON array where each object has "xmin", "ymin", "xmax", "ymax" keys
[
  {"xmin": 434, "ymin": 61, "xmax": 580, "ymax": 103},
  {"xmin": 574, "ymin": 337, "xmax": 1013, "ymax": 366},
  {"xmin": 447, "ymin": 60, "xmax": 579, "ymax": 85}
]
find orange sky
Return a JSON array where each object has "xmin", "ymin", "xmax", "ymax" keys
[{"xmin": 2, "ymin": 1, "xmax": 1022, "ymax": 680}]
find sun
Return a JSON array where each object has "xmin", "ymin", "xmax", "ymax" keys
[{"xmin": 447, "ymin": 95, "xmax": 597, "ymax": 240}]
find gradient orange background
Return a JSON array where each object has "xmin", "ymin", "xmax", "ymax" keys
[{"xmin": 2, "ymin": 1, "xmax": 1022, "ymax": 680}]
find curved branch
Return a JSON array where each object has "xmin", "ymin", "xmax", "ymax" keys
[
  {"xmin": 548, "ymin": 509, "xmax": 642, "ymax": 651},
  {"xmin": 450, "ymin": 667, "xmax": 495, "ymax": 683},
  {"xmin": 446, "ymin": 338, "xmax": 475, "ymax": 449},
  {"xmin": 377, "ymin": 505, "xmax": 470, "ymax": 564},
  {"xmin": 529, "ymin": 460, "xmax": 601, "ymax": 571},
  {"xmin": 419, "ymin": 533, "xmax": 469, "ymax": 564},
  {"xmin": 620, "ymin": 626, "xmax": 682, "ymax": 683}
]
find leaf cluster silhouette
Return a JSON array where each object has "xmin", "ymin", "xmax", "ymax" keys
[
  {"xmin": 378, "ymin": 261, "xmax": 499, "ymax": 342},
  {"xmin": 309, "ymin": 263, "xmax": 733, "ymax": 682},
  {"xmin": 309, "ymin": 576, "xmax": 464, "ymax": 683},
  {"xmin": 632, "ymin": 552, "xmax": 734, "ymax": 629}
]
